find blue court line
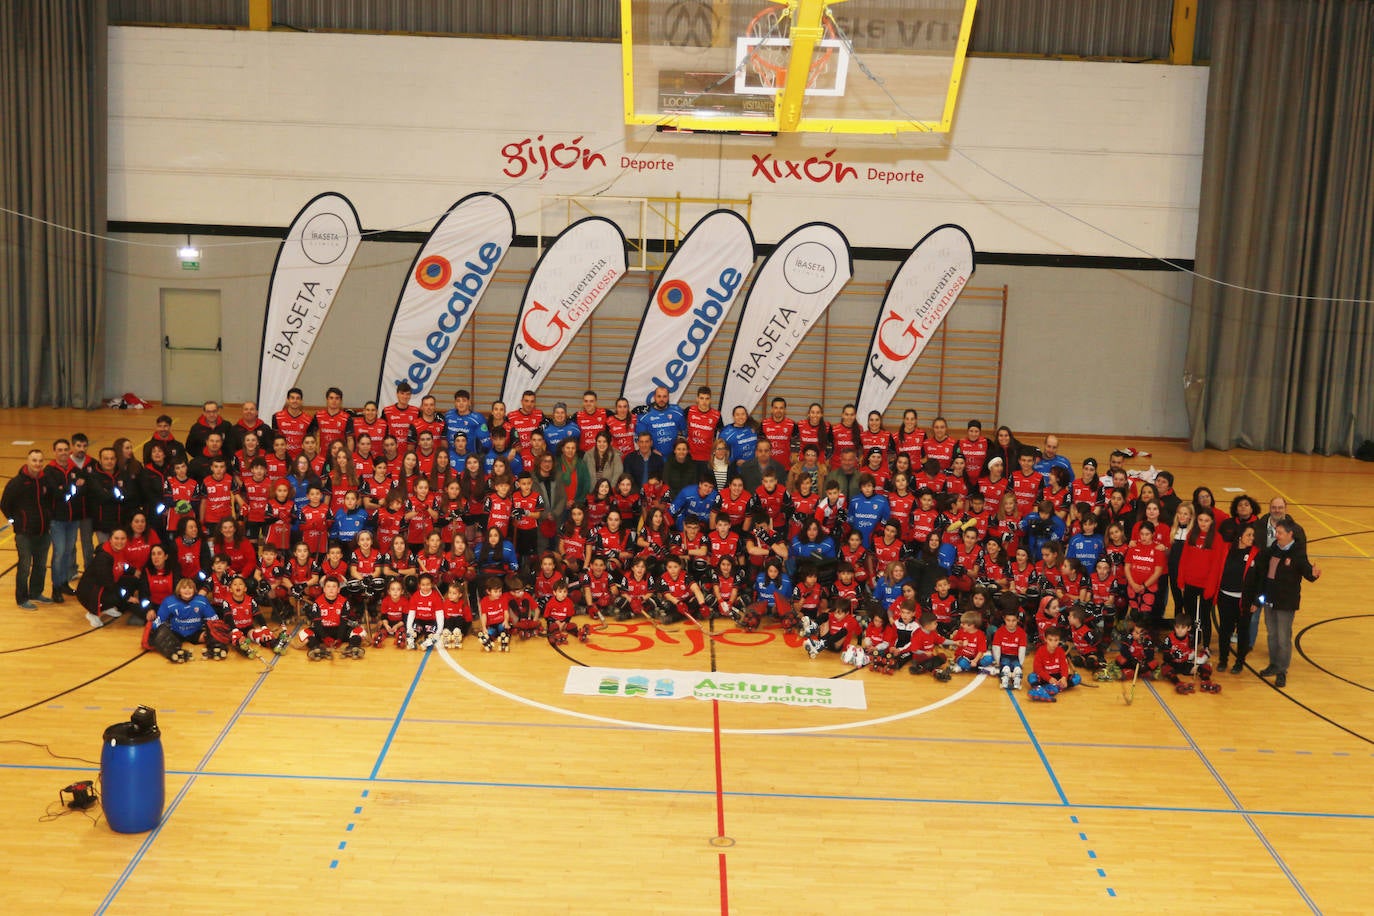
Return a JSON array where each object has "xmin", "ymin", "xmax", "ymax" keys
[
  {"xmin": 4, "ymin": 760, "xmax": 1372, "ymax": 822},
  {"xmin": 238, "ymin": 708, "xmax": 1194, "ymax": 752},
  {"xmin": 369, "ymin": 651, "xmax": 430, "ymax": 780},
  {"xmin": 1146, "ymin": 680, "xmax": 1321, "ymax": 914},
  {"xmin": 95, "ymin": 653, "xmax": 282, "ymax": 915},
  {"xmin": 1005, "ymin": 690, "xmax": 1069, "ymax": 805}
]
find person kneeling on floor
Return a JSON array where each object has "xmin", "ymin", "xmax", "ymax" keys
[{"xmin": 152, "ymin": 577, "xmax": 223, "ymax": 663}]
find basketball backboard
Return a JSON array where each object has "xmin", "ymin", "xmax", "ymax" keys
[{"xmin": 621, "ymin": 0, "xmax": 978, "ymax": 134}]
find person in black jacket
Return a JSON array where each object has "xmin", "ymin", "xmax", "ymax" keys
[
  {"xmin": 183, "ymin": 401, "xmax": 234, "ymax": 460},
  {"xmin": 1, "ymin": 449, "xmax": 55, "ymax": 608},
  {"xmin": 623, "ymin": 432, "xmax": 665, "ymax": 493},
  {"xmin": 76, "ymin": 528, "xmax": 144, "ymax": 628},
  {"xmin": 84, "ymin": 447, "xmax": 138, "ymax": 541},
  {"xmin": 1246, "ymin": 519, "xmax": 1320, "ymax": 687}
]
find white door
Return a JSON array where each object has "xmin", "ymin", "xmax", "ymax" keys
[{"xmin": 161, "ymin": 289, "xmax": 222, "ymax": 406}]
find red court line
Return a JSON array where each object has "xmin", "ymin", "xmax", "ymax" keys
[{"xmin": 711, "ymin": 699, "xmax": 729, "ymax": 915}]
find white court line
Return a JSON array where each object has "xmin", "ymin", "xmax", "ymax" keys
[{"xmin": 435, "ymin": 646, "xmax": 986, "ymax": 735}]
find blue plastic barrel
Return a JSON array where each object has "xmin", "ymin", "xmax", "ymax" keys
[{"xmin": 100, "ymin": 706, "xmax": 165, "ymax": 833}]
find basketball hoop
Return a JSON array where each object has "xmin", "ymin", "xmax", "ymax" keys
[{"xmin": 743, "ymin": 3, "xmax": 839, "ymax": 90}]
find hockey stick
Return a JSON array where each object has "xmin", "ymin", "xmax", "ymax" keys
[
  {"xmin": 1122, "ymin": 660, "xmax": 1142, "ymax": 705},
  {"xmin": 677, "ymin": 605, "xmax": 729, "ymax": 642},
  {"xmin": 634, "ymin": 601, "xmax": 681, "ymax": 636}
]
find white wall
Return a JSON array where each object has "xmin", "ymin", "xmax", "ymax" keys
[
  {"xmin": 103, "ymin": 232, "xmax": 1190, "ymax": 437},
  {"xmin": 103, "ymin": 25, "xmax": 1199, "ymax": 436},
  {"xmin": 108, "ymin": 27, "xmax": 1206, "ymax": 258}
]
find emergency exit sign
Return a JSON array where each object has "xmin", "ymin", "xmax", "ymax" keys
[{"xmin": 181, "ymin": 261, "xmax": 200, "ymax": 271}]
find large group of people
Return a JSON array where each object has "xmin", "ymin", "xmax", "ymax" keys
[{"xmin": 2, "ymin": 381, "xmax": 1319, "ymax": 683}]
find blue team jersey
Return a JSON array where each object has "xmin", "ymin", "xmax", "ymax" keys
[
  {"xmin": 444, "ymin": 409, "xmax": 491, "ymax": 458},
  {"xmin": 847, "ymin": 492, "xmax": 891, "ymax": 546},
  {"xmin": 719, "ymin": 424, "xmax": 758, "ymax": 464},
  {"xmin": 542, "ymin": 421, "xmax": 581, "ymax": 451},
  {"xmin": 155, "ymin": 594, "xmax": 218, "ymax": 637},
  {"xmin": 331, "ymin": 508, "xmax": 372, "ymax": 543},
  {"xmin": 671, "ymin": 489, "xmax": 720, "ymax": 528},
  {"xmin": 636, "ymin": 406, "xmax": 687, "ymax": 454},
  {"xmin": 1066, "ymin": 532, "xmax": 1104, "ymax": 569}
]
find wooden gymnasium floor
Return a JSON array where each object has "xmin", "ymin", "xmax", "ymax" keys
[{"xmin": 1, "ymin": 407, "xmax": 1372, "ymax": 915}]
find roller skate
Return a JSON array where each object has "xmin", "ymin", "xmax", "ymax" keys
[
  {"xmin": 803, "ymin": 637, "xmax": 822, "ymax": 659},
  {"xmin": 1175, "ymin": 681, "xmax": 1197, "ymax": 695},
  {"xmin": 203, "ymin": 646, "xmax": 228, "ymax": 660},
  {"xmin": 342, "ymin": 645, "xmax": 365, "ymax": 660},
  {"xmin": 1000, "ymin": 665, "xmax": 1011, "ymax": 689},
  {"xmin": 307, "ymin": 646, "xmax": 330, "ymax": 661},
  {"xmin": 1199, "ymin": 681, "xmax": 1222, "ymax": 694},
  {"xmin": 798, "ymin": 615, "xmax": 819, "ymax": 638},
  {"xmin": 578, "ymin": 624, "xmax": 591, "ymax": 643},
  {"xmin": 933, "ymin": 666, "xmax": 954, "ymax": 683},
  {"xmin": 272, "ymin": 628, "xmax": 294, "ymax": 655},
  {"xmin": 480, "ymin": 631, "xmax": 493, "ymax": 652},
  {"xmin": 780, "ymin": 612, "xmax": 799, "ymax": 633},
  {"xmin": 1011, "ymin": 666, "xmax": 1022, "ymax": 690},
  {"xmin": 499, "ymin": 631, "xmax": 511, "ymax": 652},
  {"xmin": 170, "ymin": 648, "xmax": 193, "ymax": 663},
  {"xmin": 420, "ymin": 632, "xmax": 438, "ymax": 651},
  {"xmin": 372, "ymin": 629, "xmax": 386, "ymax": 648},
  {"xmin": 741, "ymin": 611, "xmax": 761, "ymax": 633},
  {"xmin": 442, "ymin": 631, "xmax": 456, "ymax": 649},
  {"xmin": 1028, "ymin": 685, "xmax": 1056, "ymax": 702}
]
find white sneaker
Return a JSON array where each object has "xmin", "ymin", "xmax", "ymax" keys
[
  {"xmin": 86, "ymin": 612, "xmax": 104, "ymax": 629},
  {"xmin": 102, "ymin": 608, "xmax": 123, "ymax": 619},
  {"xmin": 1000, "ymin": 666, "xmax": 1011, "ymax": 689}
]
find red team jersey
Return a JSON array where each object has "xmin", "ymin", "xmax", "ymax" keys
[
  {"xmin": 576, "ymin": 409, "xmax": 610, "ymax": 454},
  {"xmin": 761, "ymin": 417, "xmax": 798, "ymax": 467},
  {"xmin": 312, "ymin": 409, "xmax": 352, "ymax": 452},
  {"xmin": 273, "ymin": 409, "xmax": 313, "ymax": 456},
  {"xmin": 685, "ymin": 406, "xmax": 722, "ymax": 462}
]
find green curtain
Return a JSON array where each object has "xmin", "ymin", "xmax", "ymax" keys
[
  {"xmin": 0, "ymin": 0, "xmax": 108, "ymax": 407},
  {"xmin": 1184, "ymin": 0, "xmax": 1374, "ymax": 454}
]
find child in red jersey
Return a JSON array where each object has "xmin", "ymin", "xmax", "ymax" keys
[
  {"xmin": 651, "ymin": 556, "xmax": 704, "ymax": 624},
  {"xmin": 1160, "ymin": 614, "xmax": 1216, "ymax": 690},
  {"xmin": 620, "ymin": 557, "xmax": 654, "ymax": 622},
  {"xmin": 988, "ymin": 607, "xmax": 1028, "ymax": 689},
  {"xmin": 1064, "ymin": 606, "xmax": 1106, "ymax": 674},
  {"xmin": 543, "ymin": 580, "xmax": 581, "ymax": 645},
  {"xmin": 804, "ymin": 598, "xmax": 861, "ymax": 659},
  {"xmin": 264, "ymin": 481, "xmax": 295, "ymax": 552},
  {"xmin": 948, "ymin": 610, "xmax": 989, "ymax": 675},
  {"xmin": 507, "ymin": 575, "xmax": 540, "ymax": 641},
  {"xmin": 375, "ymin": 579, "xmax": 409, "ymax": 648},
  {"xmin": 304, "ymin": 576, "xmax": 365, "ymax": 660},
  {"xmin": 858, "ymin": 608, "xmax": 895, "ymax": 662},
  {"xmin": 477, "ymin": 576, "xmax": 513, "ymax": 652},
  {"xmin": 709, "ymin": 555, "xmax": 747, "ymax": 622},
  {"xmin": 219, "ymin": 575, "xmax": 274, "ymax": 653},
  {"xmin": 296, "ymin": 486, "xmax": 333, "ymax": 557},
  {"xmin": 901, "ymin": 611, "xmax": 949, "ymax": 675},
  {"xmin": 441, "ymin": 581, "xmax": 473, "ymax": 649},
  {"xmin": 405, "ymin": 572, "xmax": 446, "ymax": 650},
  {"xmin": 1027, "ymin": 628, "xmax": 1081, "ymax": 701},
  {"xmin": 1032, "ymin": 595, "xmax": 1065, "ymax": 646},
  {"xmin": 1113, "ymin": 613, "xmax": 1158, "ymax": 681},
  {"xmin": 927, "ymin": 576, "xmax": 959, "ymax": 636}
]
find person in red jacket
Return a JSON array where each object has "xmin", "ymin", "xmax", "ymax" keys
[{"xmin": 1176, "ymin": 508, "xmax": 1227, "ymax": 649}]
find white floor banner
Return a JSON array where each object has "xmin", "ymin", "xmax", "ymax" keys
[{"xmin": 565, "ymin": 666, "xmax": 866, "ymax": 710}]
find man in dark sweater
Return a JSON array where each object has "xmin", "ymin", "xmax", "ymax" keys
[
  {"xmin": 2, "ymin": 449, "xmax": 56, "ymax": 608},
  {"xmin": 1249, "ymin": 519, "xmax": 1320, "ymax": 688}
]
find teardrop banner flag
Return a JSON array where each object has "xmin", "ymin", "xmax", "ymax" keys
[
  {"xmin": 855, "ymin": 224, "xmax": 975, "ymax": 419},
  {"xmin": 500, "ymin": 217, "xmax": 628, "ymax": 407},
  {"xmin": 621, "ymin": 209, "xmax": 756, "ymax": 405},
  {"xmin": 376, "ymin": 192, "xmax": 516, "ymax": 407},
  {"xmin": 719, "ymin": 222, "xmax": 852, "ymax": 414},
  {"xmin": 257, "ymin": 192, "xmax": 362, "ymax": 417}
]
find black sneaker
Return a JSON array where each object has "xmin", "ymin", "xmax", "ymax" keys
[
  {"xmin": 1230, "ymin": 661, "xmax": 1243, "ymax": 674},
  {"xmin": 1274, "ymin": 672, "xmax": 1287, "ymax": 688},
  {"xmin": 1258, "ymin": 666, "xmax": 1279, "ymax": 676}
]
